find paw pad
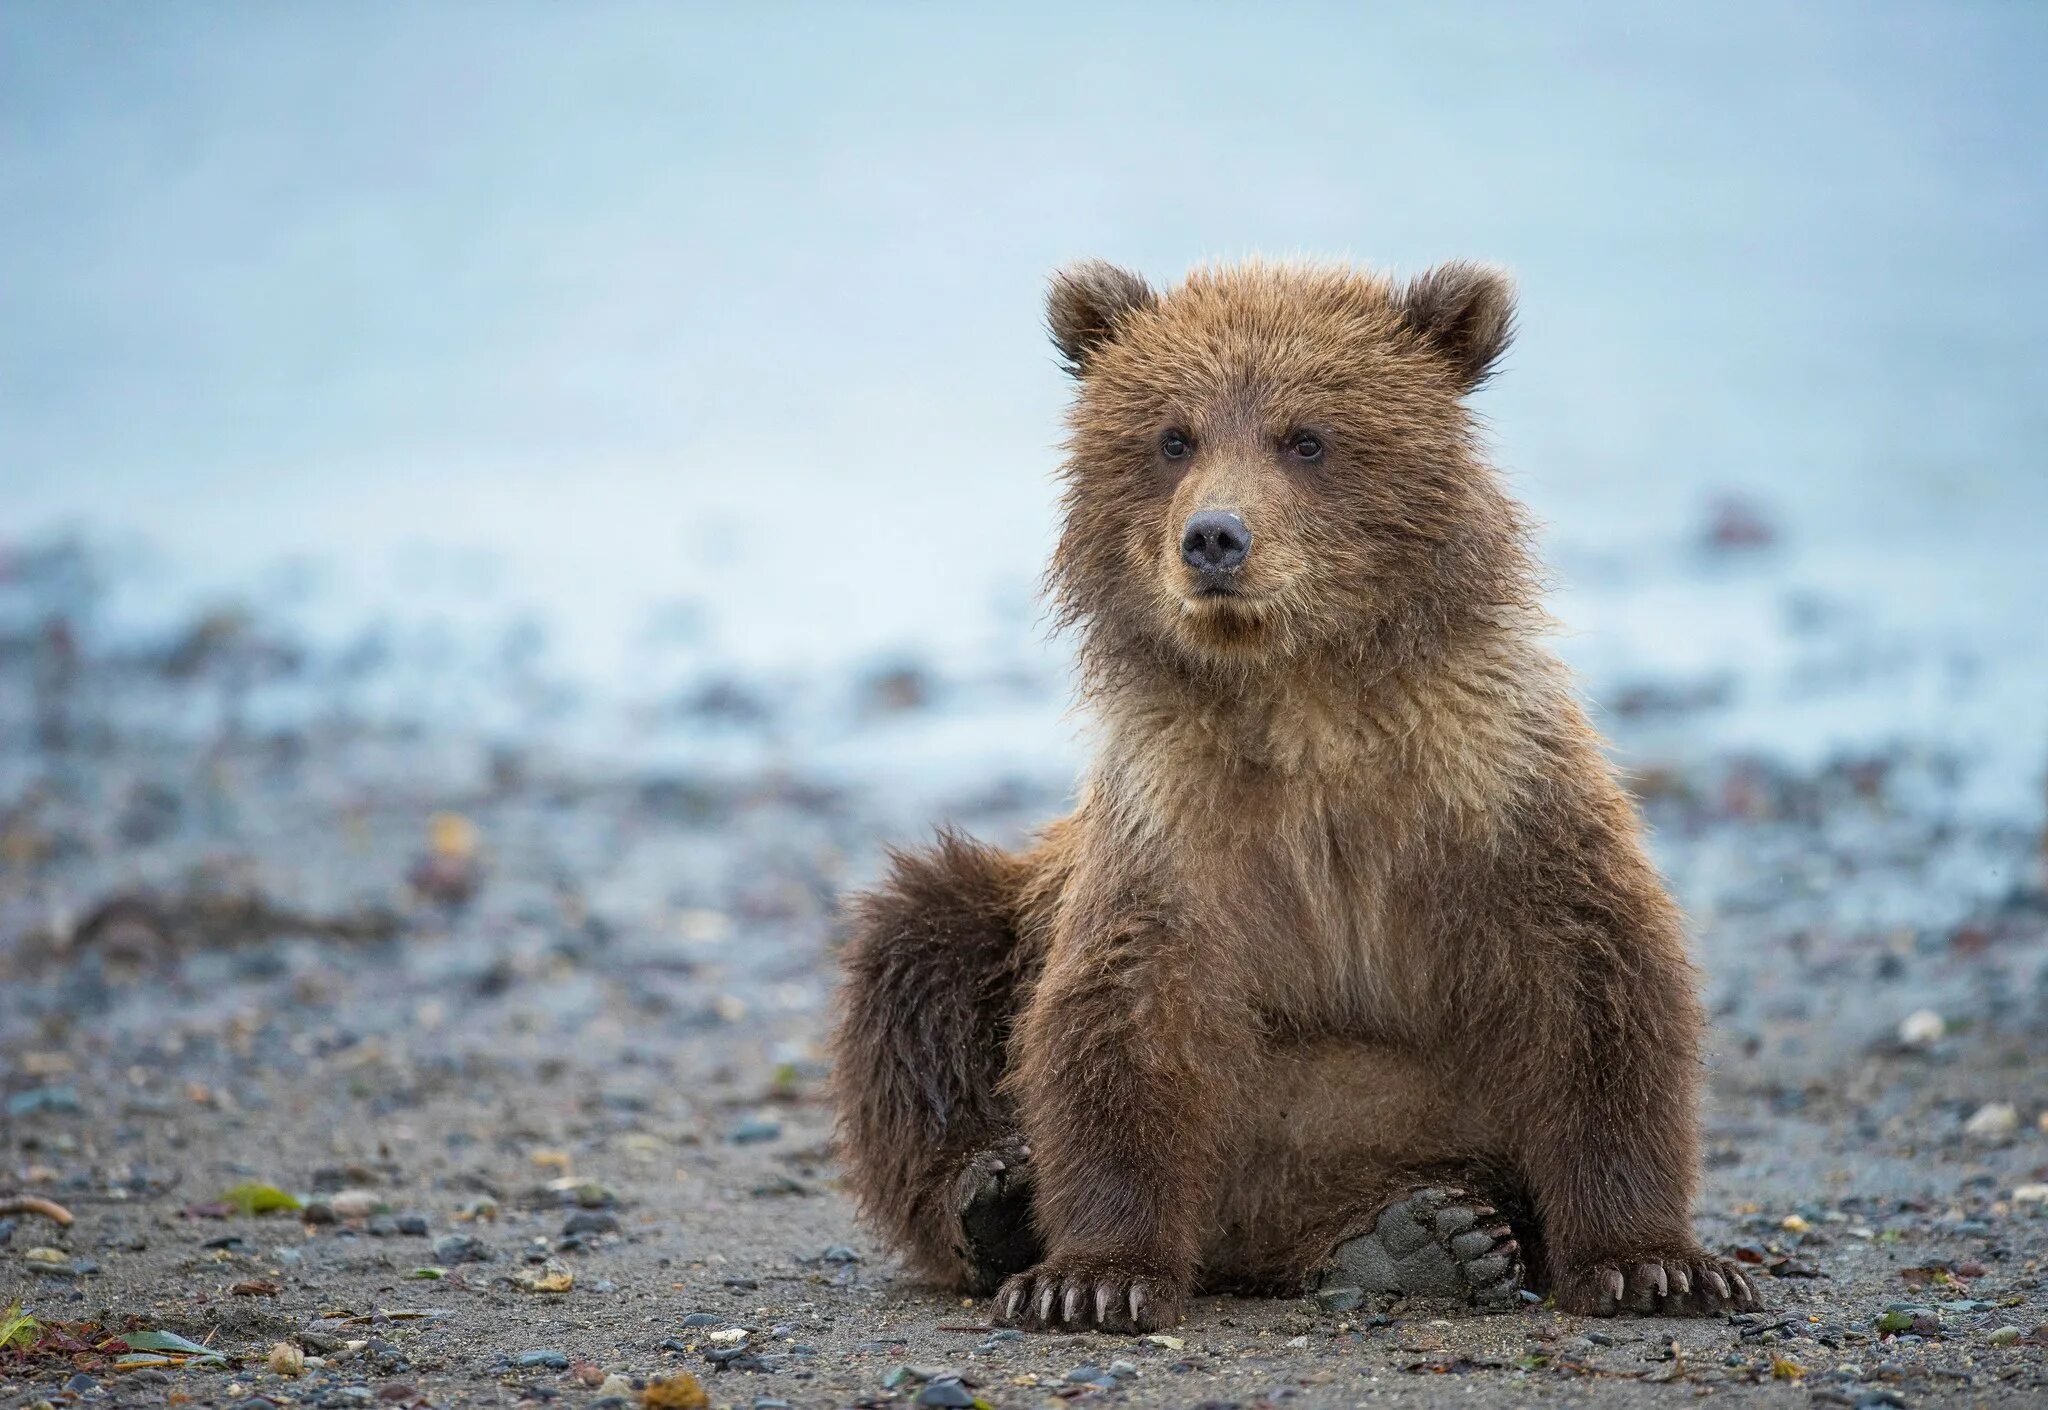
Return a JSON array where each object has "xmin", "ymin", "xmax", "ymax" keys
[{"xmin": 1315, "ymin": 1185, "xmax": 1523, "ymax": 1309}]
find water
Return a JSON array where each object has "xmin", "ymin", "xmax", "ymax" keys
[{"xmin": 5, "ymin": 3, "xmax": 2045, "ymax": 808}]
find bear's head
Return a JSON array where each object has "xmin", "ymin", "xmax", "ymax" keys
[{"xmin": 1046, "ymin": 259, "xmax": 1534, "ymax": 677}]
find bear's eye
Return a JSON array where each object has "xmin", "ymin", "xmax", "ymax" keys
[
  {"xmin": 1286, "ymin": 432, "xmax": 1324, "ymax": 463},
  {"xmin": 1160, "ymin": 429, "xmax": 1194, "ymax": 461}
]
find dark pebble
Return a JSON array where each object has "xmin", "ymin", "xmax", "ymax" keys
[
  {"xmin": 729, "ymin": 1118, "xmax": 781, "ymax": 1144},
  {"xmin": 366, "ymin": 1216, "xmax": 398, "ymax": 1237},
  {"xmin": 819, "ymin": 1244, "xmax": 860, "ymax": 1263},
  {"xmin": 517, "ymin": 1350, "xmax": 571, "ymax": 1369},
  {"xmin": 916, "ymin": 1382, "xmax": 976, "ymax": 1408},
  {"xmin": 63, "ymin": 1373, "xmax": 97, "ymax": 1392},
  {"xmin": 680, "ymin": 1312, "xmax": 721, "ymax": 1327},
  {"xmin": 396, "ymin": 1215, "xmax": 429, "ymax": 1237},
  {"xmin": 432, "ymin": 1233, "xmax": 493, "ymax": 1264},
  {"xmin": 563, "ymin": 1210, "xmax": 620, "ymax": 1237}
]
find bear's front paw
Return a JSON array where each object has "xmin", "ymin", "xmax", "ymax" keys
[
  {"xmin": 993, "ymin": 1258, "xmax": 1185, "ymax": 1333},
  {"xmin": 1554, "ymin": 1248, "xmax": 1761, "ymax": 1317}
]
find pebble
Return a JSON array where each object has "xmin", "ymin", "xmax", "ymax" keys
[
  {"xmin": 1897, "ymin": 1010, "xmax": 1945, "ymax": 1046},
  {"xmin": 395, "ymin": 1215, "xmax": 429, "ymax": 1237},
  {"xmin": 1985, "ymin": 1326, "xmax": 2021, "ymax": 1346},
  {"xmin": 563, "ymin": 1209, "xmax": 620, "ymax": 1237},
  {"xmin": 679, "ymin": 1312, "xmax": 721, "ymax": 1327},
  {"xmin": 729, "ymin": 1118, "xmax": 782, "ymax": 1144},
  {"xmin": 914, "ymin": 1382, "xmax": 975, "ymax": 1408},
  {"xmin": 431, "ymin": 1233, "xmax": 492, "ymax": 1264},
  {"xmin": 517, "ymin": 1350, "xmax": 571, "ymax": 1369},
  {"xmin": 2012, "ymin": 1183, "xmax": 2048, "ymax": 1205},
  {"xmin": 819, "ymin": 1244, "xmax": 860, "ymax": 1263},
  {"xmin": 1963, "ymin": 1103, "xmax": 2018, "ymax": 1139}
]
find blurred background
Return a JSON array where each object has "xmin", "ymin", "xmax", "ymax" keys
[
  {"xmin": 7, "ymin": 1, "xmax": 2044, "ymax": 804},
  {"xmin": 3, "ymin": 8, "xmax": 2048, "ymax": 1397}
]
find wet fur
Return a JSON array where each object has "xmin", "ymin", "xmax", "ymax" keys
[{"xmin": 830, "ymin": 259, "xmax": 1755, "ymax": 1328}]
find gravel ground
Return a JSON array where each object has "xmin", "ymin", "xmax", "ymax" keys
[{"xmin": 3, "ymin": 552, "xmax": 2047, "ymax": 1410}]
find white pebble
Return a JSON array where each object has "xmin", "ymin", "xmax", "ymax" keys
[
  {"xmin": 2012, "ymin": 1183, "xmax": 2048, "ymax": 1204},
  {"xmin": 1964, "ymin": 1102, "xmax": 2018, "ymax": 1138},
  {"xmin": 1897, "ymin": 1010, "xmax": 1944, "ymax": 1046}
]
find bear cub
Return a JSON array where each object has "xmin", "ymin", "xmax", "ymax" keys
[{"xmin": 830, "ymin": 258, "xmax": 1759, "ymax": 1331}]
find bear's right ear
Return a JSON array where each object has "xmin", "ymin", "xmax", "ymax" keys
[{"xmin": 1047, "ymin": 260, "xmax": 1155, "ymax": 375}]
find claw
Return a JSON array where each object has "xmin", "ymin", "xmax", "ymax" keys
[
  {"xmin": 1094, "ymin": 1283, "xmax": 1114, "ymax": 1326},
  {"xmin": 1634, "ymin": 1262, "xmax": 1668, "ymax": 1303},
  {"xmin": 1701, "ymin": 1267, "xmax": 1729, "ymax": 1301},
  {"xmin": 1062, "ymin": 1282, "xmax": 1087, "ymax": 1324},
  {"xmin": 1668, "ymin": 1265, "xmax": 1691, "ymax": 1298},
  {"xmin": 1035, "ymin": 1283, "xmax": 1056, "ymax": 1324},
  {"xmin": 1129, "ymin": 1285, "xmax": 1150, "ymax": 1327}
]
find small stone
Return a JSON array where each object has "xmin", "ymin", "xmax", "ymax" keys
[
  {"xmin": 2012, "ymin": 1183, "xmax": 2048, "ymax": 1205},
  {"xmin": 914, "ymin": 1382, "xmax": 975, "ymax": 1408},
  {"xmin": 728, "ymin": 1118, "xmax": 781, "ymax": 1145},
  {"xmin": 563, "ymin": 1209, "xmax": 620, "ymax": 1237},
  {"xmin": 679, "ymin": 1312, "xmax": 720, "ymax": 1327},
  {"xmin": 329, "ymin": 1188, "xmax": 383, "ymax": 1219},
  {"xmin": 516, "ymin": 1350, "xmax": 570, "ymax": 1369},
  {"xmin": 1897, "ymin": 1010, "xmax": 1944, "ymax": 1046},
  {"xmin": 268, "ymin": 1342, "xmax": 307, "ymax": 1376},
  {"xmin": 1964, "ymin": 1103, "xmax": 2018, "ymax": 1139},
  {"xmin": 596, "ymin": 1374, "xmax": 633, "ymax": 1399},
  {"xmin": 1065, "ymin": 1364, "xmax": 1107, "ymax": 1383},
  {"xmin": 1314, "ymin": 1286, "xmax": 1362, "ymax": 1313},
  {"xmin": 1142, "ymin": 1333, "xmax": 1183, "ymax": 1350},
  {"xmin": 819, "ymin": 1244, "xmax": 860, "ymax": 1263},
  {"xmin": 1985, "ymin": 1326, "xmax": 2021, "ymax": 1346},
  {"xmin": 432, "ymin": 1233, "xmax": 492, "ymax": 1264},
  {"xmin": 1107, "ymin": 1359, "xmax": 1138, "ymax": 1378},
  {"xmin": 395, "ymin": 1215, "xmax": 429, "ymax": 1237}
]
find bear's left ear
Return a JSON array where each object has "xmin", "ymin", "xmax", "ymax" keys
[
  {"xmin": 1047, "ymin": 260, "xmax": 1156, "ymax": 376},
  {"xmin": 1394, "ymin": 261, "xmax": 1516, "ymax": 391}
]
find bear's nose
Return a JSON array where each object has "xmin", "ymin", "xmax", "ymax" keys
[{"xmin": 1181, "ymin": 510, "xmax": 1251, "ymax": 576}]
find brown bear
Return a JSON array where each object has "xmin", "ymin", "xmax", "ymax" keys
[{"xmin": 830, "ymin": 258, "xmax": 1760, "ymax": 1332}]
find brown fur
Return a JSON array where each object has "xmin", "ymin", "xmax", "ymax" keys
[{"xmin": 829, "ymin": 259, "xmax": 1757, "ymax": 1330}]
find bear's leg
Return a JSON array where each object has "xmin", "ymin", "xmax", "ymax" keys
[
  {"xmin": 830, "ymin": 833, "xmax": 1047, "ymax": 1293},
  {"xmin": 1201, "ymin": 1042, "xmax": 1525, "ymax": 1308}
]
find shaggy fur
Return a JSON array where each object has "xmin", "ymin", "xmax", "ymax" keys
[{"xmin": 829, "ymin": 258, "xmax": 1760, "ymax": 1331}]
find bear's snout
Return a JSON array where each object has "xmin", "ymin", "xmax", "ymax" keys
[{"xmin": 1180, "ymin": 510, "xmax": 1251, "ymax": 584}]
